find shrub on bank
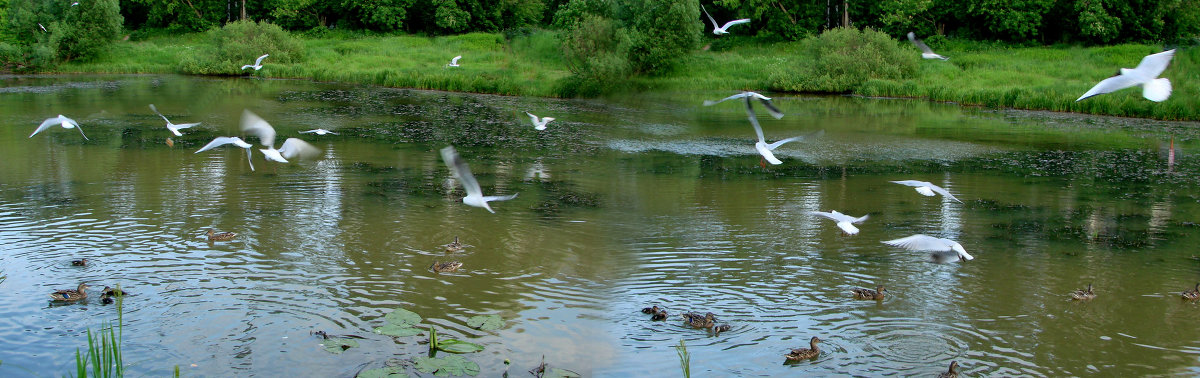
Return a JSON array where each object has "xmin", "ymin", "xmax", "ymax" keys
[
  {"xmin": 178, "ymin": 20, "xmax": 304, "ymax": 75},
  {"xmin": 770, "ymin": 27, "xmax": 918, "ymax": 93}
]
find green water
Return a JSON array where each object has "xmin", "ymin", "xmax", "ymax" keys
[{"xmin": 1, "ymin": 74, "xmax": 1200, "ymax": 376}]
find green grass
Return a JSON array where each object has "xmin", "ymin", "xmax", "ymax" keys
[
  {"xmin": 71, "ymin": 291, "xmax": 123, "ymax": 378},
  {"xmin": 53, "ymin": 30, "xmax": 1200, "ymax": 121},
  {"xmin": 856, "ymin": 43, "xmax": 1200, "ymax": 121}
]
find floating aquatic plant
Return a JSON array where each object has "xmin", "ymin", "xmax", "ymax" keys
[
  {"xmin": 412, "ymin": 355, "xmax": 480, "ymax": 377},
  {"xmin": 356, "ymin": 366, "xmax": 408, "ymax": 378},
  {"xmin": 429, "ymin": 327, "xmax": 485, "ymax": 354},
  {"xmin": 321, "ymin": 337, "xmax": 359, "ymax": 354},
  {"xmin": 465, "ymin": 315, "xmax": 503, "ymax": 331},
  {"xmin": 374, "ymin": 308, "xmax": 424, "ymax": 337}
]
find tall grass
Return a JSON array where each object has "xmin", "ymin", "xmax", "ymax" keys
[
  {"xmin": 71, "ymin": 288, "xmax": 123, "ymax": 378},
  {"xmin": 675, "ymin": 339, "xmax": 690, "ymax": 378}
]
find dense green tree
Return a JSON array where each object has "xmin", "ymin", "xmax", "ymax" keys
[
  {"xmin": 5, "ymin": 0, "xmax": 55, "ymax": 45},
  {"xmin": 50, "ymin": 0, "xmax": 122, "ymax": 60},
  {"xmin": 624, "ymin": 0, "xmax": 700, "ymax": 74}
]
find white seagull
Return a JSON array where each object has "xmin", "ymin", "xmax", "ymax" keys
[
  {"xmin": 300, "ymin": 128, "xmax": 338, "ymax": 135},
  {"xmin": 440, "ymin": 146, "xmax": 518, "ymax": 213},
  {"xmin": 1076, "ymin": 49, "xmax": 1175, "ymax": 102},
  {"xmin": 30, "ymin": 115, "xmax": 88, "ymax": 140},
  {"xmin": 891, "ymin": 180, "xmax": 962, "ymax": 203},
  {"xmin": 701, "ymin": 4, "xmax": 750, "ymax": 35},
  {"xmin": 882, "ymin": 234, "xmax": 974, "ymax": 262},
  {"xmin": 811, "ymin": 210, "xmax": 870, "ymax": 235},
  {"xmin": 240, "ymin": 110, "xmax": 321, "ymax": 164},
  {"xmin": 38, "ymin": 23, "xmax": 47, "ymax": 32},
  {"xmin": 525, "ymin": 112, "xmax": 555, "ymax": 131},
  {"xmin": 195, "ymin": 136, "xmax": 256, "ymax": 171},
  {"xmin": 907, "ymin": 32, "xmax": 948, "ymax": 60},
  {"xmin": 706, "ymin": 91, "xmax": 809, "ymax": 165},
  {"xmin": 149, "ymin": 104, "xmax": 200, "ymax": 136},
  {"xmin": 446, "ymin": 55, "xmax": 462, "ymax": 67},
  {"xmin": 241, "ymin": 54, "xmax": 269, "ymax": 71}
]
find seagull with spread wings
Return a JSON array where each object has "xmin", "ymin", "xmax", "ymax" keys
[
  {"xmin": 240, "ymin": 110, "xmax": 321, "ymax": 164},
  {"xmin": 440, "ymin": 146, "xmax": 518, "ymax": 213},
  {"xmin": 907, "ymin": 32, "xmax": 948, "ymax": 60},
  {"xmin": 195, "ymin": 136, "xmax": 256, "ymax": 171},
  {"xmin": 241, "ymin": 54, "xmax": 269, "ymax": 71},
  {"xmin": 883, "ymin": 234, "xmax": 974, "ymax": 262},
  {"xmin": 1077, "ymin": 49, "xmax": 1175, "ymax": 102},
  {"xmin": 701, "ymin": 4, "xmax": 750, "ymax": 35},
  {"xmin": 30, "ymin": 115, "xmax": 88, "ymax": 140},
  {"xmin": 891, "ymin": 180, "xmax": 963, "ymax": 203},
  {"xmin": 149, "ymin": 104, "xmax": 201, "ymax": 136},
  {"xmin": 811, "ymin": 210, "xmax": 870, "ymax": 235}
]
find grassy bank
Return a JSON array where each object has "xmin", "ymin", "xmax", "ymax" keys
[{"xmin": 54, "ymin": 30, "xmax": 1200, "ymax": 121}]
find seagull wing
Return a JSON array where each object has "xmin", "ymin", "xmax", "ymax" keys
[
  {"xmin": 703, "ymin": 92, "xmax": 751, "ymax": 106},
  {"xmin": 889, "ymin": 180, "xmax": 929, "ymax": 188},
  {"xmin": 172, "ymin": 122, "xmax": 200, "ymax": 130},
  {"xmin": 720, "ymin": 19, "xmax": 751, "ymax": 31},
  {"xmin": 765, "ymin": 135, "xmax": 803, "ymax": 150},
  {"xmin": 148, "ymin": 104, "xmax": 171, "ymax": 124},
  {"xmin": 882, "ymin": 234, "xmax": 953, "ymax": 252},
  {"xmin": 1076, "ymin": 74, "xmax": 1138, "ymax": 102},
  {"xmin": 928, "ymin": 184, "xmax": 963, "ymax": 203},
  {"xmin": 811, "ymin": 211, "xmax": 850, "ymax": 222},
  {"xmin": 744, "ymin": 96, "xmax": 767, "ymax": 144},
  {"xmin": 30, "ymin": 117, "xmax": 62, "ymax": 138},
  {"xmin": 277, "ymin": 138, "xmax": 321, "ymax": 160},
  {"xmin": 701, "ymin": 4, "xmax": 719, "ymax": 29},
  {"xmin": 255, "ymin": 54, "xmax": 269, "ymax": 66},
  {"xmin": 196, "ymin": 137, "xmax": 251, "ymax": 153},
  {"xmin": 756, "ymin": 97, "xmax": 784, "ymax": 119},
  {"xmin": 526, "ymin": 112, "xmax": 540, "ymax": 124},
  {"xmin": 482, "ymin": 193, "xmax": 518, "ymax": 202},
  {"xmin": 1131, "ymin": 49, "xmax": 1175, "ymax": 79},
  {"xmin": 907, "ymin": 32, "xmax": 935, "ymax": 55},
  {"xmin": 440, "ymin": 146, "xmax": 484, "ymax": 198},
  {"xmin": 451, "ymin": 56, "xmax": 462, "ymax": 65},
  {"xmin": 73, "ymin": 121, "xmax": 89, "ymax": 140},
  {"xmin": 240, "ymin": 109, "xmax": 276, "ymax": 148}
]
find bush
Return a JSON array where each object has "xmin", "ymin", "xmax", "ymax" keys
[
  {"xmin": 771, "ymin": 27, "xmax": 918, "ymax": 93},
  {"xmin": 624, "ymin": 0, "xmax": 701, "ymax": 74},
  {"xmin": 178, "ymin": 20, "xmax": 304, "ymax": 75}
]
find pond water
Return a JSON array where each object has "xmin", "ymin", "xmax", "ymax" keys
[{"xmin": 2, "ymin": 74, "xmax": 1200, "ymax": 377}]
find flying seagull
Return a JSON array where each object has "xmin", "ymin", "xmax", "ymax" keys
[
  {"xmin": 525, "ymin": 112, "xmax": 555, "ymax": 131},
  {"xmin": 882, "ymin": 234, "xmax": 974, "ymax": 262},
  {"xmin": 1077, "ymin": 49, "xmax": 1175, "ymax": 102},
  {"xmin": 195, "ymin": 136, "xmax": 256, "ymax": 171},
  {"xmin": 447, "ymin": 55, "xmax": 462, "ymax": 67},
  {"xmin": 149, "ymin": 104, "xmax": 200, "ymax": 137},
  {"xmin": 440, "ymin": 145, "xmax": 518, "ymax": 213},
  {"xmin": 30, "ymin": 115, "xmax": 88, "ymax": 140},
  {"xmin": 891, "ymin": 180, "xmax": 962, "ymax": 203},
  {"xmin": 811, "ymin": 210, "xmax": 870, "ymax": 235},
  {"xmin": 241, "ymin": 54, "xmax": 269, "ymax": 71},
  {"xmin": 300, "ymin": 128, "xmax": 338, "ymax": 135},
  {"xmin": 907, "ymin": 32, "xmax": 948, "ymax": 61},
  {"xmin": 703, "ymin": 91, "xmax": 783, "ymax": 119},
  {"xmin": 240, "ymin": 109, "xmax": 321, "ymax": 164},
  {"xmin": 701, "ymin": 4, "xmax": 750, "ymax": 35}
]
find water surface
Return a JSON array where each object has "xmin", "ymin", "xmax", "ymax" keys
[{"xmin": 2, "ymin": 75, "xmax": 1200, "ymax": 376}]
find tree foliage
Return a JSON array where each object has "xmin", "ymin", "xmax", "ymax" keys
[{"xmin": 51, "ymin": 0, "xmax": 123, "ymax": 60}]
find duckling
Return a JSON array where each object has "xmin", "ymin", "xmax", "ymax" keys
[
  {"xmin": 70, "ymin": 258, "xmax": 88, "ymax": 266},
  {"xmin": 651, "ymin": 310, "xmax": 668, "ymax": 321},
  {"xmin": 641, "ymin": 305, "xmax": 662, "ymax": 314},
  {"xmin": 206, "ymin": 228, "xmax": 237, "ymax": 241},
  {"xmin": 1071, "ymin": 283, "xmax": 1096, "ymax": 300},
  {"xmin": 937, "ymin": 361, "xmax": 959, "ymax": 378},
  {"xmin": 49, "ymin": 283, "xmax": 89, "ymax": 302},
  {"xmin": 443, "ymin": 237, "xmax": 465, "ymax": 253},
  {"xmin": 713, "ymin": 324, "xmax": 731, "ymax": 334},
  {"xmin": 1183, "ymin": 283, "xmax": 1200, "ymax": 300},
  {"xmin": 431, "ymin": 261, "xmax": 463, "ymax": 273},
  {"xmin": 682, "ymin": 312, "xmax": 716, "ymax": 328},
  {"xmin": 101, "ymin": 286, "xmax": 128, "ymax": 298},
  {"xmin": 784, "ymin": 336, "xmax": 821, "ymax": 361},
  {"xmin": 852, "ymin": 285, "xmax": 886, "ymax": 300}
]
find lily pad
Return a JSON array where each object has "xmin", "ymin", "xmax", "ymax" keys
[
  {"xmin": 384, "ymin": 308, "xmax": 422, "ymax": 327},
  {"xmin": 357, "ymin": 366, "xmax": 408, "ymax": 378},
  {"xmin": 465, "ymin": 315, "xmax": 503, "ymax": 331},
  {"xmin": 321, "ymin": 338, "xmax": 359, "ymax": 354},
  {"xmin": 413, "ymin": 355, "xmax": 480, "ymax": 377},
  {"xmin": 374, "ymin": 324, "xmax": 423, "ymax": 337},
  {"xmin": 436, "ymin": 339, "xmax": 485, "ymax": 354}
]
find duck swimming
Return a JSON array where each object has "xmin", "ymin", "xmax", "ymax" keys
[
  {"xmin": 50, "ymin": 283, "xmax": 89, "ymax": 302},
  {"xmin": 852, "ymin": 285, "xmax": 886, "ymax": 300},
  {"xmin": 785, "ymin": 336, "xmax": 821, "ymax": 361},
  {"xmin": 1071, "ymin": 283, "xmax": 1096, "ymax": 301},
  {"xmin": 206, "ymin": 228, "xmax": 237, "ymax": 241}
]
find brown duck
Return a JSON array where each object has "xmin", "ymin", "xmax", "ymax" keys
[
  {"xmin": 852, "ymin": 285, "xmax": 886, "ymax": 300},
  {"xmin": 682, "ymin": 312, "xmax": 716, "ymax": 328},
  {"xmin": 50, "ymin": 283, "xmax": 89, "ymax": 302},
  {"xmin": 443, "ymin": 237, "xmax": 465, "ymax": 253},
  {"xmin": 206, "ymin": 228, "xmax": 237, "ymax": 241},
  {"xmin": 70, "ymin": 258, "xmax": 88, "ymax": 266},
  {"xmin": 1071, "ymin": 283, "xmax": 1096, "ymax": 300},
  {"xmin": 1183, "ymin": 283, "xmax": 1200, "ymax": 300},
  {"xmin": 431, "ymin": 261, "xmax": 463, "ymax": 273},
  {"xmin": 785, "ymin": 336, "xmax": 821, "ymax": 361},
  {"xmin": 937, "ymin": 361, "xmax": 960, "ymax": 378}
]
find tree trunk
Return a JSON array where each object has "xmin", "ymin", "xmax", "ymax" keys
[
  {"xmin": 841, "ymin": 0, "xmax": 849, "ymax": 27},
  {"xmin": 241, "ymin": 0, "xmax": 247, "ymax": 20}
]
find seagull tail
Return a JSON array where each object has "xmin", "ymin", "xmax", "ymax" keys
[{"xmin": 1143, "ymin": 78, "xmax": 1172, "ymax": 102}]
